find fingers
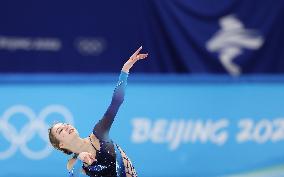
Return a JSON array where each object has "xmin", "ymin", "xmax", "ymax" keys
[
  {"xmin": 79, "ymin": 152, "xmax": 95, "ymax": 165},
  {"xmin": 84, "ymin": 154, "xmax": 95, "ymax": 165},
  {"xmin": 88, "ymin": 154, "xmax": 95, "ymax": 164},
  {"xmin": 132, "ymin": 46, "xmax": 143, "ymax": 57},
  {"xmin": 89, "ymin": 154, "xmax": 95, "ymax": 162},
  {"xmin": 124, "ymin": 46, "xmax": 148, "ymax": 72},
  {"xmin": 137, "ymin": 53, "xmax": 148, "ymax": 60},
  {"xmin": 83, "ymin": 156, "xmax": 91, "ymax": 165}
]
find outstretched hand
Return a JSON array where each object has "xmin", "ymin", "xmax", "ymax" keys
[
  {"xmin": 122, "ymin": 46, "xmax": 148, "ymax": 73},
  {"xmin": 129, "ymin": 46, "xmax": 148, "ymax": 62}
]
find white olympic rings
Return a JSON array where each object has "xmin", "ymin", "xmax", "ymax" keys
[{"xmin": 0, "ymin": 105, "xmax": 74, "ymax": 160}]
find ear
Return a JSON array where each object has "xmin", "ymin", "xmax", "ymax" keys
[{"xmin": 59, "ymin": 142, "xmax": 64, "ymax": 149}]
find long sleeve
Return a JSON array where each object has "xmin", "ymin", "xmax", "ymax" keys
[
  {"xmin": 93, "ymin": 71, "xmax": 128, "ymax": 141},
  {"xmin": 68, "ymin": 160, "xmax": 86, "ymax": 177}
]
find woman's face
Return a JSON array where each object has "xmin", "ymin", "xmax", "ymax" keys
[{"xmin": 51, "ymin": 123, "xmax": 79, "ymax": 148}]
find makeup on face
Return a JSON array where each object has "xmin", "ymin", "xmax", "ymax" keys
[{"xmin": 55, "ymin": 123, "xmax": 76, "ymax": 137}]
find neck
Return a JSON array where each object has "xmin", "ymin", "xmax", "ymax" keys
[{"xmin": 66, "ymin": 137, "xmax": 92, "ymax": 155}]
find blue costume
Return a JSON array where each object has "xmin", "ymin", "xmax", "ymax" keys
[{"xmin": 69, "ymin": 71, "xmax": 137, "ymax": 177}]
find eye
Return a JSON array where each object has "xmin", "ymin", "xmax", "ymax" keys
[{"xmin": 59, "ymin": 128, "xmax": 63, "ymax": 134}]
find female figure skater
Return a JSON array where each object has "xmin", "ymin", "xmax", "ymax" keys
[{"xmin": 48, "ymin": 46, "xmax": 148, "ymax": 177}]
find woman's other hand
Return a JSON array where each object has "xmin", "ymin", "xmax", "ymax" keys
[
  {"xmin": 78, "ymin": 152, "xmax": 96, "ymax": 165},
  {"xmin": 122, "ymin": 46, "xmax": 148, "ymax": 73}
]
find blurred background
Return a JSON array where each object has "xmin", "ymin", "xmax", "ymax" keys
[{"xmin": 0, "ymin": 0, "xmax": 284, "ymax": 177}]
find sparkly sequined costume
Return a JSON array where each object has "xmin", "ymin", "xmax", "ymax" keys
[{"xmin": 69, "ymin": 71, "xmax": 137, "ymax": 177}]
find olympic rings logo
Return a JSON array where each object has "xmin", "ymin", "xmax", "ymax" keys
[{"xmin": 0, "ymin": 105, "xmax": 74, "ymax": 160}]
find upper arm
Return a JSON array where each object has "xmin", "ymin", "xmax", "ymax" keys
[
  {"xmin": 67, "ymin": 158, "xmax": 76, "ymax": 171},
  {"xmin": 67, "ymin": 158, "xmax": 86, "ymax": 176}
]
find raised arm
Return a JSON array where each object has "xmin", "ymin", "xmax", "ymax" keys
[{"xmin": 93, "ymin": 46, "xmax": 148, "ymax": 141}]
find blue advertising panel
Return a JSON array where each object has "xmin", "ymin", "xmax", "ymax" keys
[{"xmin": 1, "ymin": 75, "xmax": 284, "ymax": 177}]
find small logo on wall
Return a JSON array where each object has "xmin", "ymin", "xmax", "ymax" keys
[
  {"xmin": 0, "ymin": 105, "xmax": 74, "ymax": 160},
  {"xmin": 74, "ymin": 37, "xmax": 106, "ymax": 56},
  {"xmin": 206, "ymin": 15, "xmax": 264, "ymax": 76}
]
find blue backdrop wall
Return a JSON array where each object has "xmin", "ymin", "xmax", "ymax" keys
[
  {"xmin": 1, "ymin": 74, "xmax": 284, "ymax": 177},
  {"xmin": 0, "ymin": 0, "xmax": 283, "ymax": 74}
]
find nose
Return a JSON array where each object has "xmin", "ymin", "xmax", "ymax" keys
[
  {"xmin": 63, "ymin": 124, "xmax": 70, "ymax": 130},
  {"xmin": 65, "ymin": 124, "xmax": 73, "ymax": 131}
]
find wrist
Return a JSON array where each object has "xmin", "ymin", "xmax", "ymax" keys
[
  {"xmin": 122, "ymin": 65, "xmax": 132, "ymax": 73},
  {"xmin": 121, "ymin": 68, "xmax": 129, "ymax": 73}
]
